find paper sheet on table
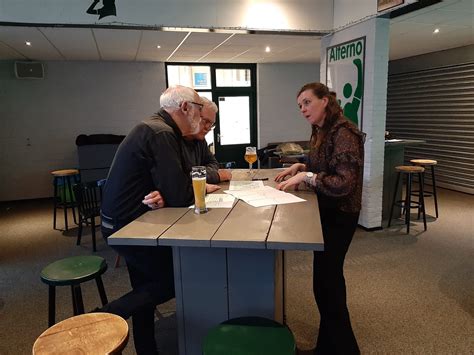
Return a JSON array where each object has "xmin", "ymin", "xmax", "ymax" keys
[
  {"xmin": 189, "ymin": 194, "xmax": 236, "ymax": 209},
  {"xmin": 229, "ymin": 180, "xmax": 264, "ymax": 191},
  {"xmin": 224, "ymin": 185, "xmax": 306, "ymax": 207},
  {"xmin": 385, "ymin": 139, "xmax": 402, "ymax": 142}
]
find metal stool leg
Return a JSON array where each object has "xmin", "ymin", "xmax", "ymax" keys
[
  {"xmin": 431, "ymin": 165, "xmax": 439, "ymax": 218},
  {"xmin": 419, "ymin": 172, "xmax": 427, "ymax": 231},
  {"xmin": 48, "ymin": 285, "xmax": 56, "ymax": 327},
  {"xmin": 96, "ymin": 276, "xmax": 108, "ymax": 306},
  {"xmin": 66, "ymin": 176, "xmax": 78, "ymax": 225},
  {"xmin": 61, "ymin": 177, "xmax": 69, "ymax": 231},
  {"xmin": 53, "ymin": 177, "xmax": 58, "ymax": 230},
  {"xmin": 405, "ymin": 173, "xmax": 412, "ymax": 234},
  {"xmin": 72, "ymin": 284, "xmax": 85, "ymax": 315},
  {"xmin": 388, "ymin": 172, "xmax": 401, "ymax": 228}
]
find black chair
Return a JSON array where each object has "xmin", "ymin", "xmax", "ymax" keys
[{"xmin": 73, "ymin": 180, "xmax": 104, "ymax": 252}]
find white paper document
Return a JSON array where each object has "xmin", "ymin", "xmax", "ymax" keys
[
  {"xmin": 224, "ymin": 185, "xmax": 306, "ymax": 207},
  {"xmin": 229, "ymin": 180, "xmax": 264, "ymax": 191},
  {"xmin": 189, "ymin": 194, "xmax": 236, "ymax": 209}
]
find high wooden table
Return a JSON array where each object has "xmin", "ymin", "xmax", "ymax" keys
[{"xmin": 108, "ymin": 169, "xmax": 324, "ymax": 355}]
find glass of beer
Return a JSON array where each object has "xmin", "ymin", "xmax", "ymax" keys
[
  {"xmin": 191, "ymin": 166, "xmax": 208, "ymax": 214},
  {"xmin": 245, "ymin": 146, "xmax": 257, "ymax": 175}
]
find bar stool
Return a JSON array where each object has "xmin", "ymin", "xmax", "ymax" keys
[
  {"xmin": 410, "ymin": 159, "xmax": 439, "ymax": 218},
  {"xmin": 51, "ymin": 169, "xmax": 79, "ymax": 231},
  {"xmin": 40, "ymin": 255, "xmax": 108, "ymax": 327},
  {"xmin": 388, "ymin": 165, "xmax": 427, "ymax": 234},
  {"xmin": 33, "ymin": 313, "xmax": 129, "ymax": 354},
  {"xmin": 203, "ymin": 316, "xmax": 296, "ymax": 355}
]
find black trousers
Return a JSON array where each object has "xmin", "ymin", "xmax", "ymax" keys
[
  {"xmin": 102, "ymin": 227, "xmax": 175, "ymax": 355},
  {"xmin": 313, "ymin": 207, "xmax": 360, "ymax": 355}
]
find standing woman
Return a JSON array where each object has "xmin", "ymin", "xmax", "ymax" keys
[{"xmin": 276, "ymin": 82, "xmax": 364, "ymax": 354}]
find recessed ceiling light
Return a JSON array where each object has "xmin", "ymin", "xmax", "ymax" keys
[
  {"xmin": 433, "ymin": 28, "xmax": 440, "ymax": 34},
  {"xmin": 157, "ymin": 45, "xmax": 161, "ymax": 49},
  {"xmin": 25, "ymin": 41, "xmax": 31, "ymax": 46},
  {"xmin": 265, "ymin": 46, "xmax": 271, "ymax": 53}
]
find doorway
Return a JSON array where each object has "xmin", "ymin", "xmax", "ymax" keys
[{"xmin": 166, "ymin": 63, "xmax": 257, "ymax": 168}]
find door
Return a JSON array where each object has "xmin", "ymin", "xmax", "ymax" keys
[{"xmin": 212, "ymin": 65, "xmax": 257, "ymax": 168}]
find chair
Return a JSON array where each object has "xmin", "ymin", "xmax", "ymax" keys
[
  {"xmin": 410, "ymin": 159, "xmax": 439, "ymax": 218},
  {"xmin": 73, "ymin": 180, "xmax": 103, "ymax": 252},
  {"xmin": 388, "ymin": 165, "xmax": 427, "ymax": 234},
  {"xmin": 203, "ymin": 316, "xmax": 296, "ymax": 355},
  {"xmin": 40, "ymin": 255, "xmax": 108, "ymax": 327},
  {"xmin": 33, "ymin": 313, "xmax": 129, "ymax": 354},
  {"xmin": 51, "ymin": 169, "xmax": 80, "ymax": 231}
]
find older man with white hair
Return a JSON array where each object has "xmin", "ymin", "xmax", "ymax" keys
[{"xmin": 99, "ymin": 85, "xmax": 202, "ymax": 355}]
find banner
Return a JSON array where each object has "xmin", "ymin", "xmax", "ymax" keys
[{"xmin": 326, "ymin": 37, "xmax": 365, "ymax": 129}]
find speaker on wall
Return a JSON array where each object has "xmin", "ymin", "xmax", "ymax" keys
[{"xmin": 14, "ymin": 61, "xmax": 44, "ymax": 79}]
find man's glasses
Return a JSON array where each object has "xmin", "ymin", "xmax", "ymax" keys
[
  {"xmin": 202, "ymin": 118, "xmax": 216, "ymax": 129},
  {"xmin": 189, "ymin": 101, "xmax": 204, "ymax": 112}
]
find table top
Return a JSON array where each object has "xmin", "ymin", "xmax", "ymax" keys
[{"xmin": 108, "ymin": 169, "xmax": 324, "ymax": 251}]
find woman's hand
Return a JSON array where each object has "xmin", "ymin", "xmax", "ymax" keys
[
  {"xmin": 276, "ymin": 172, "xmax": 307, "ymax": 191},
  {"xmin": 206, "ymin": 183, "xmax": 221, "ymax": 193},
  {"xmin": 142, "ymin": 190, "xmax": 165, "ymax": 209},
  {"xmin": 274, "ymin": 163, "xmax": 306, "ymax": 182}
]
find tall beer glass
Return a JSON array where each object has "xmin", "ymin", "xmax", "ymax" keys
[
  {"xmin": 245, "ymin": 146, "xmax": 257, "ymax": 174},
  {"xmin": 191, "ymin": 166, "xmax": 207, "ymax": 214}
]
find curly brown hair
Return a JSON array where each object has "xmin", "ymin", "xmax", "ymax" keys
[{"xmin": 297, "ymin": 82, "xmax": 343, "ymax": 148}]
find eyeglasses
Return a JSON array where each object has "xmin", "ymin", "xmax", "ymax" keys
[
  {"xmin": 188, "ymin": 101, "xmax": 204, "ymax": 112},
  {"xmin": 202, "ymin": 118, "xmax": 216, "ymax": 129}
]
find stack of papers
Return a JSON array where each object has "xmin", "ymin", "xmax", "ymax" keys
[
  {"xmin": 189, "ymin": 194, "xmax": 236, "ymax": 209},
  {"xmin": 225, "ymin": 183, "xmax": 306, "ymax": 208}
]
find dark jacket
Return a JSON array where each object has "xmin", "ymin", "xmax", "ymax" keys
[{"xmin": 307, "ymin": 116, "xmax": 365, "ymax": 213}]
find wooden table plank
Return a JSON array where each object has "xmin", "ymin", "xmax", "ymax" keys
[
  {"xmin": 158, "ymin": 208, "xmax": 233, "ymax": 247},
  {"xmin": 107, "ymin": 208, "xmax": 188, "ymax": 246},
  {"xmin": 266, "ymin": 189, "xmax": 324, "ymax": 251},
  {"xmin": 211, "ymin": 200, "xmax": 276, "ymax": 249}
]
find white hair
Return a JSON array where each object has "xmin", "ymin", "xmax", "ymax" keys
[
  {"xmin": 160, "ymin": 85, "xmax": 197, "ymax": 110},
  {"xmin": 200, "ymin": 97, "xmax": 218, "ymax": 113}
]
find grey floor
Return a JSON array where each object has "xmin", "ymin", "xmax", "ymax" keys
[{"xmin": 0, "ymin": 187, "xmax": 472, "ymax": 354}]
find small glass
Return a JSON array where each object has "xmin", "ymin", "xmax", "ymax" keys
[
  {"xmin": 191, "ymin": 166, "xmax": 207, "ymax": 214},
  {"xmin": 245, "ymin": 146, "xmax": 257, "ymax": 175}
]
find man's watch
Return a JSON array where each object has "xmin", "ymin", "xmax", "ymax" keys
[{"xmin": 304, "ymin": 172, "xmax": 314, "ymax": 186}]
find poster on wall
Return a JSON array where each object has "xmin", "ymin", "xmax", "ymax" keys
[
  {"xmin": 326, "ymin": 37, "xmax": 365, "ymax": 130},
  {"xmin": 377, "ymin": 0, "xmax": 404, "ymax": 12}
]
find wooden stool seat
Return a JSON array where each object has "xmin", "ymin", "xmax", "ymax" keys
[
  {"xmin": 33, "ymin": 313, "xmax": 129, "ymax": 355},
  {"xmin": 51, "ymin": 169, "xmax": 80, "ymax": 177},
  {"xmin": 41, "ymin": 256, "xmax": 108, "ymax": 326},
  {"xmin": 203, "ymin": 317, "xmax": 296, "ymax": 355},
  {"xmin": 410, "ymin": 159, "xmax": 437, "ymax": 166},
  {"xmin": 395, "ymin": 165, "xmax": 424, "ymax": 173},
  {"xmin": 410, "ymin": 159, "xmax": 440, "ymax": 218}
]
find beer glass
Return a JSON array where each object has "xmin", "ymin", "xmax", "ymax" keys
[
  {"xmin": 191, "ymin": 166, "xmax": 207, "ymax": 214},
  {"xmin": 245, "ymin": 146, "xmax": 257, "ymax": 174}
]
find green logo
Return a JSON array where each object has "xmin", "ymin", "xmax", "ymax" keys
[{"xmin": 326, "ymin": 37, "xmax": 365, "ymax": 128}]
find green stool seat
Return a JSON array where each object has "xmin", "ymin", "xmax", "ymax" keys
[
  {"xmin": 203, "ymin": 317, "xmax": 296, "ymax": 355},
  {"xmin": 40, "ymin": 256, "xmax": 108, "ymax": 327}
]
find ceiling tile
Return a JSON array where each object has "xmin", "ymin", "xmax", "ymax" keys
[
  {"xmin": 40, "ymin": 27, "xmax": 99, "ymax": 61},
  {"xmin": 92, "ymin": 28, "xmax": 141, "ymax": 61}
]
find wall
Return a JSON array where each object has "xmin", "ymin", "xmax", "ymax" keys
[
  {"xmin": 0, "ymin": 61, "xmax": 166, "ymax": 201},
  {"xmin": 257, "ymin": 63, "xmax": 320, "ymax": 148},
  {"xmin": 0, "ymin": 60, "xmax": 317, "ymax": 201},
  {"xmin": 389, "ymin": 44, "xmax": 474, "ymax": 74},
  {"xmin": 321, "ymin": 17, "xmax": 390, "ymax": 229}
]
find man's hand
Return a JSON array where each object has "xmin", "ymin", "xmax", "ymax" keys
[
  {"xmin": 218, "ymin": 169, "xmax": 232, "ymax": 182},
  {"xmin": 206, "ymin": 184, "xmax": 221, "ymax": 193},
  {"xmin": 142, "ymin": 190, "xmax": 165, "ymax": 209}
]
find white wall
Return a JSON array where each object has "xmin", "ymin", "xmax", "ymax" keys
[
  {"xmin": 333, "ymin": 0, "xmax": 377, "ymax": 29},
  {"xmin": 0, "ymin": 0, "xmax": 334, "ymax": 31},
  {"xmin": 0, "ymin": 61, "xmax": 166, "ymax": 201},
  {"xmin": 257, "ymin": 63, "xmax": 320, "ymax": 148},
  {"xmin": 321, "ymin": 17, "xmax": 390, "ymax": 229}
]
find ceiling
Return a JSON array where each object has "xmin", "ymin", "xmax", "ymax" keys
[{"xmin": 0, "ymin": 0, "xmax": 472, "ymax": 64}]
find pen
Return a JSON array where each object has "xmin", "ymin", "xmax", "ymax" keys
[{"xmin": 252, "ymin": 177, "xmax": 269, "ymax": 181}]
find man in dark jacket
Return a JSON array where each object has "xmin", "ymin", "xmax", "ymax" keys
[{"xmin": 100, "ymin": 85, "xmax": 202, "ymax": 355}]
